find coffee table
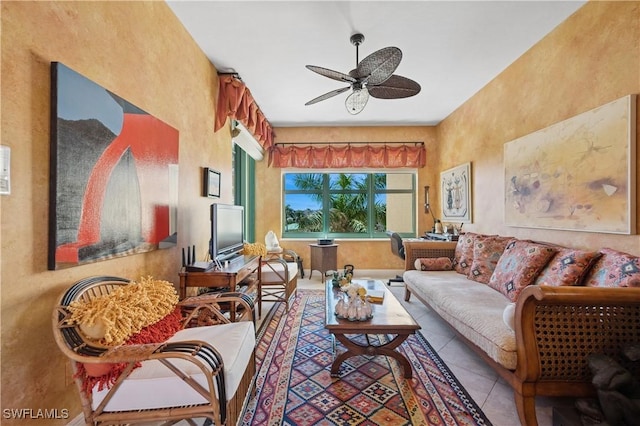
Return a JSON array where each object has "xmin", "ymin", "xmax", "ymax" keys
[{"xmin": 325, "ymin": 279, "xmax": 421, "ymax": 378}]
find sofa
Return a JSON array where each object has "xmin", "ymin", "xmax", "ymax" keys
[{"xmin": 402, "ymin": 234, "xmax": 640, "ymax": 426}]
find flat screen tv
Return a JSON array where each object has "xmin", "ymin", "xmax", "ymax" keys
[{"xmin": 210, "ymin": 203, "xmax": 245, "ymax": 261}]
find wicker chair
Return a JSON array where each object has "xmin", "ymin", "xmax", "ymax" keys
[
  {"xmin": 52, "ymin": 276, "xmax": 256, "ymax": 426},
  {"xmin": 259, "ymin": 249, "xmax": 300, "ymax": 317}
]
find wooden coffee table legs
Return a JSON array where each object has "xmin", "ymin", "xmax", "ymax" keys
[{"xmin": 330, "ymin": 332, "xmax": 414, "ymax": 379}]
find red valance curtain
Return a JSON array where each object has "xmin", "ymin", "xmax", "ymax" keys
[
  {"xmin": 269, "ymin": 144, "xmax": 426, "ymax": 168},
  {"xmin": 214, "ymin": 75, "xmax": 274, "ymax": 150}
]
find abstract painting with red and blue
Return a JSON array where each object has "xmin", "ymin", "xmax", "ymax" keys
[{"xmin": 49, "ymin": 62, "xmax": 179, "ymax": 270}]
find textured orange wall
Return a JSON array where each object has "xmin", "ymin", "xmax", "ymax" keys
[
  {"xmin": 0, "ymin": 2, "xmax": 231, "ymax": 424},
  {"xmin": 1, "ymin": 1, "xmax": 639, "ymax": 424},
  {"xmin": 258, "ymin": 126, "xmax": 438, "ymax": 270},
  {"xmin": 438, "ymin": 0, "xmax": 640, "ymax": 256}
]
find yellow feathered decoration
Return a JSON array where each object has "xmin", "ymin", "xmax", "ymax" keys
[{"xmin": 68, "ymin": 276, "xmax": 178, "ymax": 346}]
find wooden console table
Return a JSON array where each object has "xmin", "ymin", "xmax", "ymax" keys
[
  {"xmin": 178, "ymin": 255, "xmax": 261, "ymax": 300},
  {"xmin": 309, "ymin": 243, "xmax": 338, "ymax": 279}
]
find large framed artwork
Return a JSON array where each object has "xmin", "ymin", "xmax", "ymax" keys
[
  {"xmin": 504, "ymin": 95, "xmax": 636, "ymax": 234},
  {"xmin": 49, "ymin": 62, "xmax": 179, "ymax": 270},
  {"xmin": 440, "ymin": 162, "xmax": 472, "ymax": 223}
]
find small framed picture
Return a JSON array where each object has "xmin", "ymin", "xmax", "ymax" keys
[
  {"xmin": 203, "ymin": 167, "xmax": 221, "ymax": 198},
  {"xmin": 440, "ymin": 162, "xmax": 472, "ymax": 223}
]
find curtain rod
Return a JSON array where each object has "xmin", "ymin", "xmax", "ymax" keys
[
  {"xmin": 275, "ymin": 141, "xmax": 424, "ymax": 146},
  {"xmin": 218, "ymin": 72, "xmax": 242, "ymax": 80}
]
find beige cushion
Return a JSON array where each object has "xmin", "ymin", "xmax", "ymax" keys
[
  {"xmin": 92, "ymin": 321, "xmax": 255, "ymax": 411},
  {"xmin": 261, "ymin": 261, "xmax": 298, "ymax": 284},
  {"xmin": 403, "ymin": 270, "xmax": 516, "ymax": 369}
]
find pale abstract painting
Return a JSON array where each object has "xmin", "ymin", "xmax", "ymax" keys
[{"xmin": 504, "ymin": 95, "xmax": 636, "ymax": 234}]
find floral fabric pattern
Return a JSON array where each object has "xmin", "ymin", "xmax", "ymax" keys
[
  {"xmin": 468, "ymin": 236, "xmax": 511, "ymax": 284},
  {"xmin": 534, "ymin": 248, "xmax": 601, "ymax": 286},
  {"xmin": 488, "ymin": 240, "xmax": 556, "ymax": 301},
  {"xmin": 583, "ymin": 248, "xmax": 640, "ymax": 287},
  {"xmin": 453, "ymin": 233, "xmax": 477, "ymax": 275}
]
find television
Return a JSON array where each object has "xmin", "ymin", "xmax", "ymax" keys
[{"xmin": 210, "ymin": 203, "xmax": 245, "ymax": 261}]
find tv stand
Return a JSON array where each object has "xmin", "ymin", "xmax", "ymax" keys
[{"xmin": 179, "ymin": 255, "xmax": 261, "ymax": 319}]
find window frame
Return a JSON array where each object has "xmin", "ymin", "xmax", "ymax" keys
[{"xmin": 281, "ymin": 169, "xmax": 417, "ymax": 239}]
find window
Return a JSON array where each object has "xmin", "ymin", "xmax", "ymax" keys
[
  {"xmin": 234, "ymin": 143, "xmax": 256, "ymax": 242},
  {"xmin": 283, "ymin": 171, "xmax": 416, "ymax": 239}
]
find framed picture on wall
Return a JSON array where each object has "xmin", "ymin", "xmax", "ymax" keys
[
  {"xmin": 203, "ymin": 167, "xmax": 221, "ymax": 198},
  {"xmin": 440, "ymin": 162, "xmax": 472, "ymax": 223},
  {"xmin": 504, "ymin": 95, "xmax": 636, "ymax": 234},
  {"xmin": 49, "ymin": 62, "xmax": 179, "ymax": 270}
]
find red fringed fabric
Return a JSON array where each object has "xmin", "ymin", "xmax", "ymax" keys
[
  {"xmin": 269, "ymin": 144, "xmax": 426, "ymax": 168},
  {"xmin": 214, "ymin": 75, "xmax": 274, "ymax": 150},
  {"xmin": 76, "ymin": 307, "xmax": 184, "ymax": 395}
]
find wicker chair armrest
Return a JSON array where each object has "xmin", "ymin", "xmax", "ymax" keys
[
  {"xmin": 262, "ymin": 256, "xmax": 288, "ymax": 267},
  {"xmin": 281, "ymin": 249, "xmax": 299, "ymax": 262},
  {"xmin": 179, "ymin": 293, "xmax": 254, "ymax": 325},
  {"xmin": 514, "ymin": 285, "xmax": 640, "ymax": 382},
  {"xmin": 99, "ymin": 340, "xmax": 224, "ymax": 387},
  {"xmin": 99, "ymin": 342, "xmax": 166, "ymax": 363},
  {"xmin": 261, "ymin": 256, "xmax": 295, "ymax": 284},
  {"xmin": 93, "ymin": 340, "xmax": 226, "ymax": 418}
]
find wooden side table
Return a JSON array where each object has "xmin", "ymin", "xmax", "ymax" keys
[{"xmin": 309, "ymin": 243, "xmax": 338, "ymax": 279}]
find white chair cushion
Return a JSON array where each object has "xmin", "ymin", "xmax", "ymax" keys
[
  {"xmin": 92, "ymin": 321, "xmax": 255, "ymax": 411},
  {"xmin": 261, "ymin": 261, "xmax": 298, "ymax": 283}
]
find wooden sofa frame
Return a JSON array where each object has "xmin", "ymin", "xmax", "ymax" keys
[{"xmin": 403, "ymin": 242, "xmax": 640, "ymax": 426}]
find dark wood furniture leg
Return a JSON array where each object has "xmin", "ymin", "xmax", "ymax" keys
[{"xmin": 330, "ymin": 332, "xmax": 414, "ymax": 378}]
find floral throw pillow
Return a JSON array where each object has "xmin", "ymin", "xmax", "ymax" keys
[
  {"xmin": 583, "ymin": 248, "xmax": 640, "ymax": 288},
  {"xmin": 534, "ymin": 248, "xmax": 602, "ymax": 286},
  {"xmin": 468, "ymin": 235, "xmax": 511, "ymax": 284},
  {"xmin": 488, "ymin": 240, "xmax": 557, "ymax": 301},
  {"xmin": 415, "ymin": 257, "xmax": 453, "ymax": 271},
  {"xmin": 453, "ymin": 232, "xmax": 477, "ymax": 275}
]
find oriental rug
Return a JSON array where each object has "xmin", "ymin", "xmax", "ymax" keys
[{"xmin": 240, "ymin": 290, "xmax": 492, "ymax": 426}]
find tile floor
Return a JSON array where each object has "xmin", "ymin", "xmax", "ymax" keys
[{"xmin": 69, "ymin": 269, "xmax": 576, "ymax": 426}]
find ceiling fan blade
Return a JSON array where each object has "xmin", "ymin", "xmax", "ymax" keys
[
  {"xmin": 305, "ymin": 86, "xmax": 351, "ymax": 106},
  {"xmin": 356, "ymin": 46, "xmax": 402, "ymax": 85},
  {"xmin": 305, "ymin": 65, "xmax": 356, "ymax": 83},
  {"xmin": 368, "ymin": 75, "xmax": 421, "ymax": 99}
]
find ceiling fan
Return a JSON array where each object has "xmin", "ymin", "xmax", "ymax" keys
[{"xmin": 305, "ymin": 33, "xmax": 421, "ymax": 115}]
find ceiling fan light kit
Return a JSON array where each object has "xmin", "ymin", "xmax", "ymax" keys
[{"xmin": 305, "ymin": 33, "xmax": 420, "ymax": 115}]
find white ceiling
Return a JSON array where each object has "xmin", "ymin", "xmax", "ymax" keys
[{"xmin": 167, "ymin": 1, "xmax": 586, "ymax": 127}]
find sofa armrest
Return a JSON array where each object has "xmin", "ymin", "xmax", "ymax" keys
[
  {"xmin": 515, "ymin": 285, "xmax": 640, "ymax": 383},
  {"xmin": 403, "ymin": 240, "xmax": 457, "ymax": 270}
]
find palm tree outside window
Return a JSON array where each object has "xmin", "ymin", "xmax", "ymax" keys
[{"xmin": 282, "ymin": 172, "xmax": 416, "ymax": 239}]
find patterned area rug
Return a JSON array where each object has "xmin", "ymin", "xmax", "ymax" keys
[{"xmin": 241, "ymin": 290, "xmax": 492, "ymax": 426}]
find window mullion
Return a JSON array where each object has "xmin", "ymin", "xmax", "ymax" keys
[{"xmin": 323, "ymin": 174, "xmax": 330, "ymax": 235}]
